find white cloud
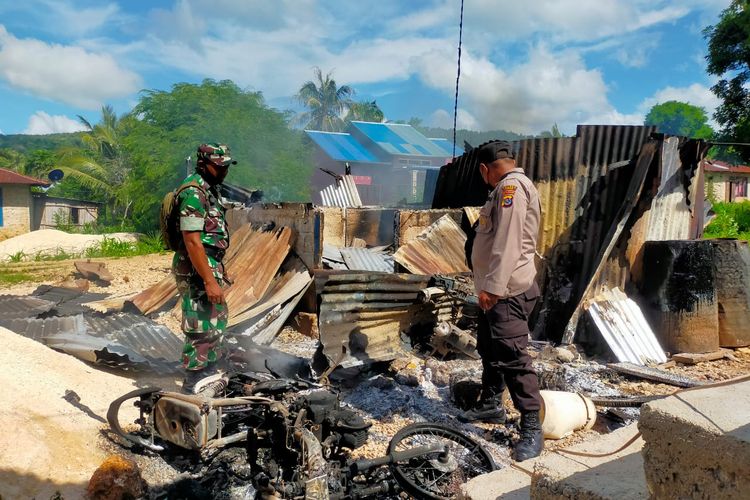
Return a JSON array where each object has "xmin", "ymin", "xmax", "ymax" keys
[
  {"xmin": 39, "ymin": 1, "xmax": 119, "ymax": 37},
  {"xmin": 23, "ymin": 111, "xmax": 87, "ymax": 135},
  {"xmin": 429, "ymin": 108, "xmax": 481, "ymax": 130},
  {"xmin": 0, "ymin": 25, "xmax": 141, "ymax": 109},
  {"xmin": 414, "ymin": 45, "xmax": 617, "ymax": 135}
]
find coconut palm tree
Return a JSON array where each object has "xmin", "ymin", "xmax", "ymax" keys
[
  {"xmin": 345, "ymin": 100, "xmax": 384, "ymax": 123},
  {"xmin": 295, "ymin": 68, "xmax": 354, "ymax": 131}
]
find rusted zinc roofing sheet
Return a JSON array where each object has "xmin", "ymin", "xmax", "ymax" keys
[
  {"xmin": 0, "ymin": 295, "xmax": 56, "ymax": 319},
  {"xmin": 317, "ymin": 271, "xmax": 433, "ymax": 368},
  {"xmin": 230, "ymin": 254, "xmax": 313, "ymax": 344},
  {"xmin": 127, "ymin": 225, "xmax": 293, "ymax": 327},
  {"xmin": 393, "ymin": 214, "xmax": 469, "ymax": 275},
  {"xmin": 339, "ymin": 247, "xmax": 394, "ymax": 273},
  {"xmin": 588, "ymin": 288, "xmax": 666, "ymax": 365}
]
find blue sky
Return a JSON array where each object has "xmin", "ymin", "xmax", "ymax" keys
[{"xmin": 0, "ymin": 0, "xmax": 731, "ymax": 136}]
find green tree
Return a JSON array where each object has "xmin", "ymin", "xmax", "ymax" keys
[
  {"xmin": 0, "ymin": 148, "xmax": 26, "ymax": 173},
  {"xmin": 538, "ymin": 123, "xmax": 564, "ymax": 138},
  {"xmin": 124, "ymin": 79, "xmax": 314, "ymax": 230},
  {"xmin": 345, "ymin": 100, "xmax": 384, "ymax": 123},
  {"xmin": 705, "ymin": 0, "xmax": 750, "ymax": 155},
  {"xmin": 644, "ymin": 101, "xmax": 714, "ymax": 139},
  {"xmin": 295, "ymin": 67, "xmax": 354, "ymax": 131}
]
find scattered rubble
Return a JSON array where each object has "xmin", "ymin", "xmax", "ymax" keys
[{"xmin": 75, "ymin": 260, "xmax": 113, "ymax": 284}]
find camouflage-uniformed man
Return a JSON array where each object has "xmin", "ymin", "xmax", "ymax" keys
[
  {"xmin": 461, "ymin": 140, "xmax": 544, "ymax": 462},
  {"xmin": 173, "ymin": 143, "xmax": 236, "ymax": 393}
]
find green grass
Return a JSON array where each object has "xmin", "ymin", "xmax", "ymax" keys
[
  {"xmin": 8, "ymin": 251, "xmax": 26, "ymax": 263},
  {"xmin": 704, "ymin": 201, "xmax": 750, "ymax": 242},
  {"xmin": 0, "ymin": 272, "xmax": 35, "ymax": 285}
]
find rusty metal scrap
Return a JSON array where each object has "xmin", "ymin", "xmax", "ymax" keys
[
  {"xmin": 430, "ymin": 322, "xmax": 479, "ymax": 360},
  {"xmin": 128, "ymin": 225, "xmax": 294, "ymax": 324},
  {"xmin": 74, "ymin": 260, "xmax": 113, "ymax": 283},
  {"xmin": 317, "ymin": 271, "xmax": 433, "ymax": 368},
  {"xmin": 393, "ymin": 215, "xmax": 469, "ymax": 275},
  {"xmin": 127, "ymin": 274, "xmax": 178, "ymax": 316}
]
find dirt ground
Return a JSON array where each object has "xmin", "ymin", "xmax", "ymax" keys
[{"xmin": 1, "ymin": 251, "xmax": 750, "ymax": 498}]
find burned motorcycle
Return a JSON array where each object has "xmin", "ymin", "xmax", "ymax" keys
[{"xmin": 108, "ymin": 372, "xmax": 496, "ymax": 499}]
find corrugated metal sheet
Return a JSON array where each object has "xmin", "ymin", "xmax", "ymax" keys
[
  {"xmin": 128, "ymin": 225, "xmax": 293, "ymax": 326},
  {"xmin": 305, "ymin": 130, "xmax": 383, "ymax": 163},
  {"xmin": 31, "ymin": 285, "xmax": 109, "ymax": 316},
  {"xmin": 317, "ymin": 272, "xmax": 433, "ymax": 367},
  {"xmin": 85, "ymin": 313, "xmax": 183, "ymax": 366},
  {"xmin": 230, "ymin": 254, "xmax": 312, "ymax": 338},
  {"xmin": 429, "ymin": 126, "xmax": 713, "ymax": 344},
  {"xmin": 339, "ymin": 247, "xmax": 394, "ymax": 273},
  {"xmin": 588, "ymin": 288, "xmax": 666, "ymax": 365},
  {"xmin": 0, "ymin": 295, "xmax": 56, "ymax": 319},
  {"xmin": 0, "ymin": 314, "xmax": 86, "ymax": 343},
  {"xmin": 320, "ymin": 175, "xmax": 363, "ymax": 208},
  {"xmin": 1, "ymin": 311, "xmax": 181, "ymax": 372},
  {"xmin": 393, "ymin": 214, "xmax": 469, "ymax": 275},
  {"xmin": 322, "ymin": 244, "xmax": 348, "ymax": 270},
  {"xmin": 350, "ymin": 121, "xmax": 449, "ymax": 157},
  {"xmin": 644, "ymin": 137, "xmax": 692, "ymax": 241}
]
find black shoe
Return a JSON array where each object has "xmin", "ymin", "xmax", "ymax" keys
[
  {"xmin": 458, "ymin": 400, "xmax": 506, "ymax": 424},
  {"xmin": 514, "ymin": 410, "xmax": 544, "ymax": 461}
]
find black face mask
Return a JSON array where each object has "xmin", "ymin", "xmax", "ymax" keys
[{"xmin": 198, "ymin": 165, "xmax": 227, "ymax": 186}]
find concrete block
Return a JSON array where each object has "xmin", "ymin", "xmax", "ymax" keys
[
  {"xmin": 460, "ymin": 425, "xmax": 645, "ymax": 500},
  {"xmin": 712, "ymin": 239, "xmax": 750, "ymax": 347},
  {"xmin": 459, "ymin": 466, "xmax": 532, "ymax": 500},
  {"xmin": 638, "ymin": 379, "xmax": 750, "ymax": 499},
  {"xmin": 531, "ymin": 425, "xmax": 647, "ymax": 500}
]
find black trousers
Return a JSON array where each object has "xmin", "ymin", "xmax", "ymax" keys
[{"xmin": 477, "ymin": 283, "xmax": 542, "ymax": 412}]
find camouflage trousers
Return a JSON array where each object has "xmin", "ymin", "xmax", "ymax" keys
[{"xmin": 177, "ymin": 276, "xmax": 228, "ymax": 370}]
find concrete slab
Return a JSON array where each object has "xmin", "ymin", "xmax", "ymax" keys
[
  {"xmin": 460, "ymin": 425, "xmax": 645, "ymax": 500},
  {"xmin": 639, "ymin": 378, "xmax": 750, "ymax": 499},
  {"xmin": 531, "ymin": 425, "xmax": 647, "ymax": 500},
  {"xmin": 458, "ymin": 466, "xmax": 533, "ymax": 500}
]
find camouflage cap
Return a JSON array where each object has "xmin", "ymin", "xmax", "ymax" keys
[{"xmin": 197, "ymin": 143, "xmax": 237, "ymax": 167}]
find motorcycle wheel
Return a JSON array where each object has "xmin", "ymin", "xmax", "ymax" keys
[{"xmin": 387, "ymin": 422, "xmax": 496, "ymax": 499}]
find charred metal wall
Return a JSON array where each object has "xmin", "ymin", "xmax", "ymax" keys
[
  {"xmin": 227, "ymin": 203, "xmax": 322, "ymax": 270},
  {"xmin": 431, "ymin": 125, "xmax": 669, "ymax": 342}
]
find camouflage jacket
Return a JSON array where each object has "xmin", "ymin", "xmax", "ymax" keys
[{"xmin": 171, "ymin": 172, "xmax": 230, "ymax": 281}]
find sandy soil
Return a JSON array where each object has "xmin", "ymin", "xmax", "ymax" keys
[
  {"xmin": 0, "ymin": 229, "xmax": 139, "ymax": 262},
  {"xmin": 0, "ymin": 326, "xmax": 142, "ymax": 499}
]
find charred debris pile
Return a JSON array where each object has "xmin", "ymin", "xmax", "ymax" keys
[{"xmin": 1, "ymin": 125, "xmax": 750, "ymax": 498}]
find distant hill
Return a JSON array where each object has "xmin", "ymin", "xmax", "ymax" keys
[
  {"xmin": 414, "ymin": 126, "xmax": 530, "ymax": 149},
  {"xmin": 0, "ymin": 133, "xmax": 83, "ymax": 153}
]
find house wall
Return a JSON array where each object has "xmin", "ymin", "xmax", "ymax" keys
[
  {"xmin": 706, "ymin": 172, "xmax": 750, "ymax": 203},
  {"xmin": 0, "ymin": 184, "xmax": 32, "ymax": 237},
  {"xmin": 33, "ymin": 198, "xmax": 99, "ymax": 230}
]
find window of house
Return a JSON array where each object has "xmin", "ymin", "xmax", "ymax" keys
[{"xmin": 71, "ymin": 207, "xmax": 80, "ymax": 225}]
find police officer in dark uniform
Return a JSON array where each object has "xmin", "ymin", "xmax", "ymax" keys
[{"xmin": 460, "ymin": 140, "xmax": 544, "ymax": 462}]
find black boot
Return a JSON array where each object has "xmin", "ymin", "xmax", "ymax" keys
[
  {"xmin": 514, "ymin": 410, "xmax": 544, "ymax": 461},
  {"xmin": 458, "ymin": 396, "xmax": 506, "ymax": 424}
]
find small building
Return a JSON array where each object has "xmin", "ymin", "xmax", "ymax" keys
[
  {"xmin": 0, "ymin": 168, "xmax": 50, "ymax": 238},
  {"xmin": 32, "ymin": 195, "xmax": 101, "ymax": 230},
  {"xmin": 305, "ymin": 122, "xmax": 463, "ymax": 207},
  {"xmin": 704, "ymin": 159, "xmax": 750, "ymax": 202}
]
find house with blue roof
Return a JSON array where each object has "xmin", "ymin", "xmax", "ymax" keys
[{"xmin": 305, "ymin": 121, "xmax": 462, "ymax": 206}]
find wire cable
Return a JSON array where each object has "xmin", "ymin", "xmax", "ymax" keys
[{"xmin": 452, "ymin": 0, "xmax": 465, "ymax": 159}]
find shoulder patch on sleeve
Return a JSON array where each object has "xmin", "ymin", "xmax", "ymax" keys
[{"xmin": 500, "ymin": 184, "xmax": 517, "ymax": 208}]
